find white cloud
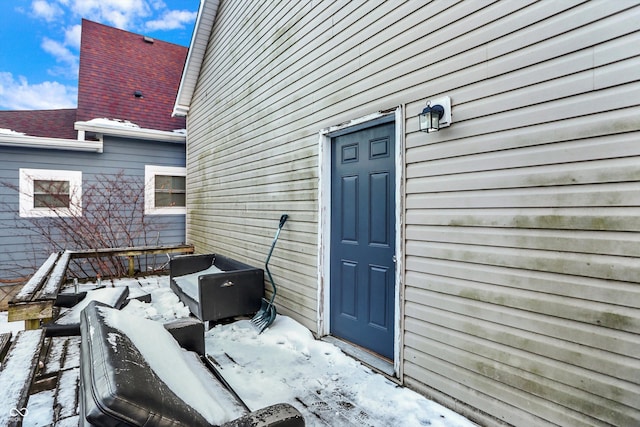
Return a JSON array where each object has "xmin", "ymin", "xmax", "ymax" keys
[
  {"xmin": 145, "ymin": 9, "xmax": 197, "ymax": 31},
  {"xmin": 41, "ymin": 37, "xmax": 79, "ymax": 78},
  {"xmin": 67, "ymin": 0, "xmax": 151, "ymax": 30},
  {"xmin": 6, "ymin": 0, "xmax": 195, "ymax": 112},
  {"xmin": 42, "ymin": 38, "xmax": 76, "ymax": 65},
  {"xmin": 0, "ymin": 72, "xmax": 77, "ymax": 110},
  {"xmin": 150, "ymin": 0, "xmax": 167, "ymax": 10},
  {"xmin": 31, "ymin": 0, "xmax": 64, "ymax": 22},
  {"xmin": 64, "ymin": 24, "xmax": 82, "ymax": 50}
]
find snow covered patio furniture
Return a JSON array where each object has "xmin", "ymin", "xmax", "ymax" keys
[
  {"xmin": 170, "ymin": 254, "xmax": 264, "ymax": 322},
  {"xmin": 79, "ymin": 301, "xmax": 304, "ymax": 427},
  {"xmin": 8, "ymin": 245, "xmax": 195, "ymax": 331},
  {"xmin": 44, "ymin": 286, "xmax": 130, "ymax": 337}
]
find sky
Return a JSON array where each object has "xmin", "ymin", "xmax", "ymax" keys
[{"xmin": 0, "ymin": 0, "xmax": 200, "ymax": 111}]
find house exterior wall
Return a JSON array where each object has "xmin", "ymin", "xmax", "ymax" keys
[
  {"xmin": 185, "ymin": 1, "xmax": 640, "ymax": 426},
  {"xmin": 0, "ymin": 136, "xmax": 186, "ymax": 281}
]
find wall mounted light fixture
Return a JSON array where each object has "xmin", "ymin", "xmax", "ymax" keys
[{"xmin": 419, "ymin": 96, "xmax": 451, "ymax": 132}]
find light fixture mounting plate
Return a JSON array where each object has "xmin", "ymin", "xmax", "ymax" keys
[{"xmin": 428, "ymin": 96, "xmax": 451, "ymax": 128}]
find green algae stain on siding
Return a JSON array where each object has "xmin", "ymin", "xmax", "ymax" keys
[
  {"xmin": 512, "ymin": 214, "xmax": 628, "ymax": 231},
  {"xmin": 595, "ymin": 311, "xmax": 634, "ymax": 331}
]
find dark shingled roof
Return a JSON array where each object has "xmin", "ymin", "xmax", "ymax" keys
[
  {"xmin": 0, "ymin": 109, "xmax": 78, "ymax": 139},
  {"xmin": 76, "ymin": 19, "xmax": 187, "ymax": 132},
  {"xmin": 0, "ymin": 19, "xmax": 187, "ymax": 138}
]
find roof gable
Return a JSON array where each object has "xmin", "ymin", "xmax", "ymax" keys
[
  {"xmin": 173, "ymin": 0, "xmax": 219, "ymax": 117},
  {"xmin": 77, "ymin": 19, "xmax": 187, "ymax": 132}
]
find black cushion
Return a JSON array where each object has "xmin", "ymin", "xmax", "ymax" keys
[
  {"xmin": 79, "ymin": 301, "xmax": 306, "ymax": 427},
  {"xmin": 55, "ymin": 291, "xmax": 87, "ymax": 308},
  {"xmin": 80, "ymin": 301, "xmax": 213, "ymax": 427}
]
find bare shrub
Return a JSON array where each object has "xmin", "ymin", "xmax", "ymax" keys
[{"xmin": 5, "ymin": 170, "xmax": 166, "ymax": 279}]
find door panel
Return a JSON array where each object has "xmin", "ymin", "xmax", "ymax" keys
[
  {"xmin": 341, "ymin": 176, "xmax": 358, "ymax": 242},
  {"xmin": 330, "ymin": 121, "xmax": 395, "ymax": 360},
  {"xmin": 368, "ymin": 264, "xmax": 390, "ymax": 328},
  {"xmin": 340, "ymin": 261, "xmax": 358, "ymax": 318},
  {"xmin": 370, "ymin": 172, "xmax": 389, "ymax": 245}
]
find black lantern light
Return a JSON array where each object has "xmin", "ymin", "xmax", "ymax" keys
[{"xmin": 419, "ymin": 102, "xmax": 445, "ymax": 133}]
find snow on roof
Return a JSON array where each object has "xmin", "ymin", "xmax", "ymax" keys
[
  {"xmin": 0, "ymin": 128, "xmax": 26, "ymax": 135},
  {"xmin": 83, "ymin": 118, "xmax": 140, "ymax": 128},
  {"xmin": 75, "ymin": 118, "xmax": 186, "ymax": 143}
]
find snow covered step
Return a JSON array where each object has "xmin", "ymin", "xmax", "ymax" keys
[
  {"xmin": 169, "ymin": 253, "xmax": 264, "ymax": 322},
  {"xmin": 0, "ymin": 329, "xmax": 45, "ymax": 426},
  {"xmin": 21, "ymin": 336, "xmax": 82, "ymax": 427},
  {"xmin": 54, "ymin": 367, "xmax": 80, "ymax": 422},
  {"xmin": 43, "ymin": 336, "xmax": 81, "ymax": 376},
  {"xmin": 0, "ymin": 332, "xmax": 11, "ymax": 361}
]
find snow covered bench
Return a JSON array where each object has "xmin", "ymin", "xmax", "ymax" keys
[
  {"xmin": 0, "ymin": 329, "xmax": 46, "ymax": 426},
  {"xmin": 79, "ymin": 301, "xmax": 304, "ymax": 427},
  {"xmin": 9, "ymin": 251, "xmax": 71, "ymax": 329},
  {"xmin": 170, "ymin": 254, "xmax": 264, "ymax": 322}
]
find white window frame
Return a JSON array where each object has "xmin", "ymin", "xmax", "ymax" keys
[
  {"xmin": 19, "ymin": 168, "xmax": 82, "ymax": 218},
  {"xmin": 144, "ymin": 165, "xmax": 186, "ymax": 215}
]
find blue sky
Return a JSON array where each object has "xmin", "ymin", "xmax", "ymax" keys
[{"xmin": 0, "ymin": 0, "xmax": 199, "ymax": 111}]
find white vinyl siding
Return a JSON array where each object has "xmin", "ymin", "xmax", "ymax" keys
[
  {"xmin": 186, "ymin": 1, "xmax": 640, "ymax": 426},
  {"xmin": 400, "ymin": 2, "xmax": 640, "ymax": 426}
]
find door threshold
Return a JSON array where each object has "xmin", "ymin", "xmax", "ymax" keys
[{"xmin": 322, "ymin": 336, "xmax": 396, "ymax": 379}]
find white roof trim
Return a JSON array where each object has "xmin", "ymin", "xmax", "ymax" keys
[
  {"xmin": 172, "ymin": 0, "xmax": 220, "ymax": 117},
  {"xmin": 75, "ymin": 121, "xmax": 186, "ymax": 143},
  {"xmin": 0, "ymin": 134, "xmax": 103, "ymax": 153}
]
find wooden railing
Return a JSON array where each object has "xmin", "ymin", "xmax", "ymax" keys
[
  {"xmin": 70, "ymin": 244, "xmax": 195, "ymax": 277},
  {"xmin": 8, "ymin": 244, "xmax": 194, "ymax": 329}
]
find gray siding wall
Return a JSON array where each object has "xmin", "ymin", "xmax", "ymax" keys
[
  {"xmin": 0, "ymin": 136, "xmax": 186, "ymax": 281},
  {"xmin": 186, "ymin": 1, "xmax": 639, "ymax": 426}
]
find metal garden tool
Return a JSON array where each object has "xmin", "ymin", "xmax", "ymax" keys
[{"xmin": 251, "ymin": 214, "xmax": 288, "ymax": 333}]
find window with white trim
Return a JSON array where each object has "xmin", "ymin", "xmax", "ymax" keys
[
  {"xmin": 144, "ymin": 165, "xmax": 186, "ymax": 215},
  {"xmin": 19, "ymin": 168, "xmax": 82, "ymax": 217}
]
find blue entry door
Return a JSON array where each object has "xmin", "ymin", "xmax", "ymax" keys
[{"xmin": 330, "ymin": 120, "xmax": 396, "ymax": 360}]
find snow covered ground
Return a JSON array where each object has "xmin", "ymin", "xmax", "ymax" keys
[
  {"xmin": 0, "ymin": 276, "xmax": 477, "ymax": 427},
  {"xmin": 207, "ymin": 318, "xmax": 476, "ymax": 427},
  {"xmin": 0, "ymin": 311, "xmax": 24, "ymax": 335}
]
